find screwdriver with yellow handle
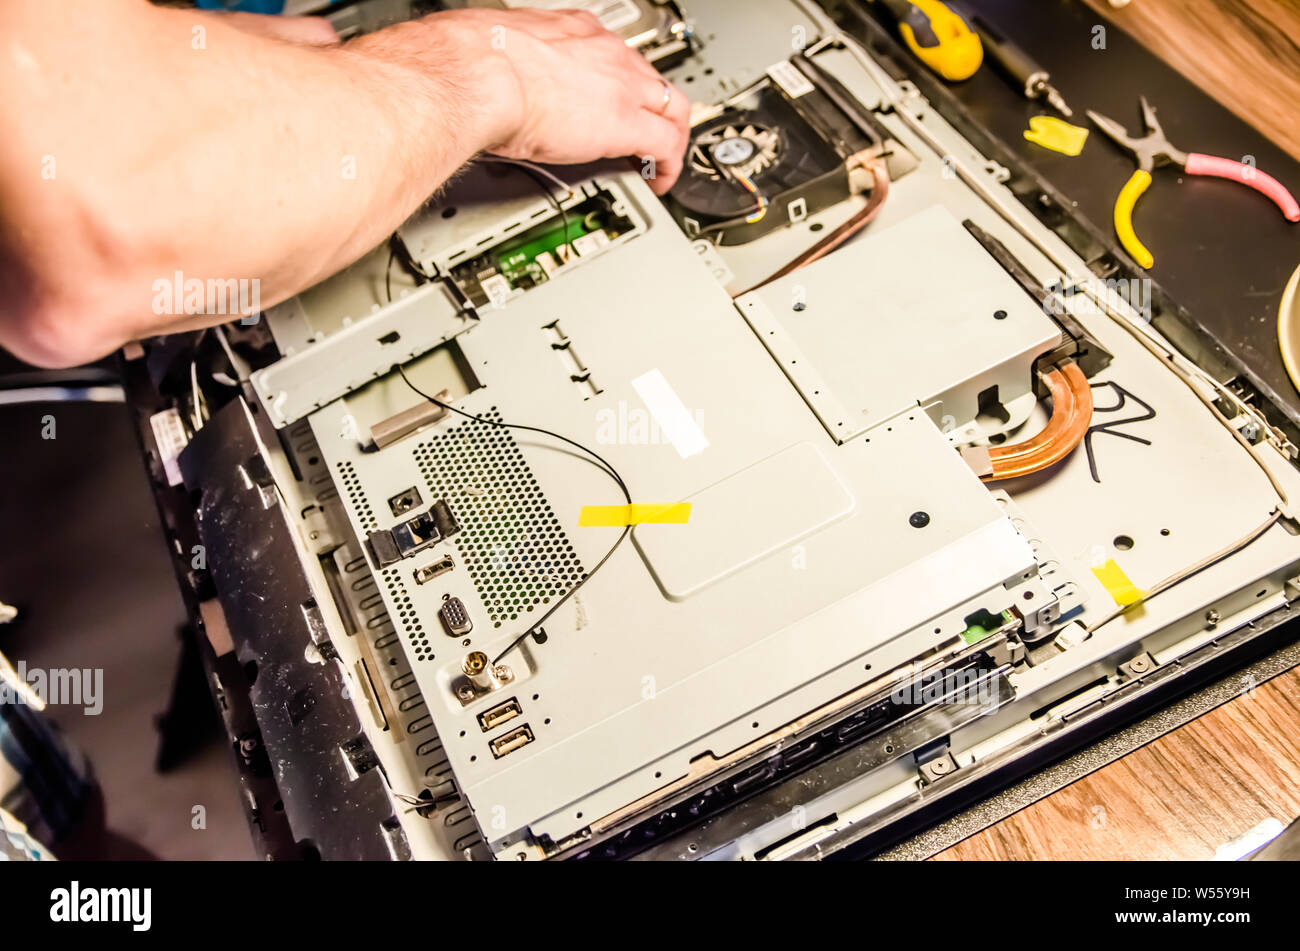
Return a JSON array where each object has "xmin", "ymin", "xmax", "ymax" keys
[
  {"xmin": 1088, "ymin": 96, "xmax": 1300, "ymax": 269},
  {"xmin": 869, "ymin": 0, "xmax": 983, "ymax": 82}
]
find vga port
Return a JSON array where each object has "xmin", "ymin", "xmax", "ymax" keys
[{"xmin": 439, "ymin": 596, "xmax": 472, "ymax": 636}]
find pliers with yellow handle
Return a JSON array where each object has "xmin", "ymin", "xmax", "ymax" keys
[{"xmin": 1087, "ymin": 96, "xmax": 1300, "ymax": 269}]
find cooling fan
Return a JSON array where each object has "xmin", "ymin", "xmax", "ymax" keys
[
  {"xmin": 665, "ymin": 80, "xmax": 856, "ymax": 245},
  {"xmin": 689, "ymin": 122, "xmax": 782, "ymax": 181}
]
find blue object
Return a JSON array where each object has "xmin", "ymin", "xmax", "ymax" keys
[{"xmin": 195, "ymin": 0, "xmax": 287, "ymax": 12}]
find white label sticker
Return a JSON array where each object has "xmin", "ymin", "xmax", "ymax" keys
[
  {"xmin": 766, "ymin": 60, "xmax": 815, "ymax": 99},
  {"xmin": 631, "ymin": 369, "xmax": 709, "ymax": 460},
  {"xmin": 150, "ymin": 407, "xmax": 188, "ymax": 487}
]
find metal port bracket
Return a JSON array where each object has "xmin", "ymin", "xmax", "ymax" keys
[{"xmin": 251, "ymin": 279, "xmax": 473, "ymax": 429}]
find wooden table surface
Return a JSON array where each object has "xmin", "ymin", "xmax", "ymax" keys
[
  {"xmin": 937, "ymin": 0, "xmax": 1300, "ymax": 860},
  {"xmin": 1081, "ymin": 0, "xmax": 1300, "ymax": 161},
  {"xmin": 936, "ymin": 667, "xmax": 1300, "ymax": 860}
]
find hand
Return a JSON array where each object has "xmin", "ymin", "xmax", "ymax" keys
[
  {"xmin": 218, "ymin": 12, "xmax": 340, "ymax": 47},
  {"xmin": 439, "ymin": 9, "xmax": 690, "ymax": 194}
]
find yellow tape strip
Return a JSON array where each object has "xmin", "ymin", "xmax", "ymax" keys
[
  {"xmin": 1091, "ymin": 559, "xmax": 1146, "ymax": 606},
  {"xmin": 578, "ymin": 503, "xmax": 692, "ymax": 527}
]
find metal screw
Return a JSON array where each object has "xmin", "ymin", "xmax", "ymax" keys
[
  {"xmin": 1206, "ymin": 609, "xmax": 1221, "ymax": 629},
  {"xmin": 456, "ymin": 685, "xmax": 475, "ymax": 701},
  {"xmin": 930, "ymin": 758, "xmax": 951, "ymax": 775},
  {"xmin": 1129, "ymin": 656, "xmax": 1150, "ymax": 673},
  {"xmin": 909, "ymin": 511, "xmax": 931, "ymax": 528}
]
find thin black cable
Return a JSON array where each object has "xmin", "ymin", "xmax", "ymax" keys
[
  {"xmin": 386, "ymin": 233, "xmax": 436, "ymax": 304},
  {"xmin": 395, "ymin": 364, "xmax": 631, "ymax": 664},
  {"xmin": 397, "ymin": 364, "xmax": 626, "ymax": 493}
]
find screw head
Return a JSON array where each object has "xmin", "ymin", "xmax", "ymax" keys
[
  {"xmin": 909, "ymin": 511, "xmax": 931, "ymax": 528},
  {"xmin": 994, "ymin": 309, "xmax": 1008, "ymax": 320}
]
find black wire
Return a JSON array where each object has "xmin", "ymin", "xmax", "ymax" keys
[
  {"xmin": 397, "ymin": 364, "xmax": 626, "ymax": 494},
  {"xmin": 386, "ymin": 233, "xmax": 436, "ymax": 304},
  {"xmin": 394, "ymin": 364, "xmax": 631, "ymax": 664}
]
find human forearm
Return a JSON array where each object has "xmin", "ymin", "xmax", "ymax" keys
[
  {"xmin": 0, "ymin": 2, "xmax": 688, "ymax": 368},
  {"xmin": 0, "ymin": 2, "xmax": 508, "ymax": 366}
]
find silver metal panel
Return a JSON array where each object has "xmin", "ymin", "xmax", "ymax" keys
[
  {"xmin": 660, "ymin": 0, "xmax": 834, "ymax": 105},
  {"xmin": 736, "ymin": 206, "xmax": 1062, "ymax": 442},
  {"xmin": 632, "ymin": 440, "xmax": 855, "ymax": 600},
  {"xmin": 251, "ymin": 280, "xmax": 472, "ymax": 428},
  {"xmin": 304, "ymin": 166, "xmax": 1042, "ymax": 856}
]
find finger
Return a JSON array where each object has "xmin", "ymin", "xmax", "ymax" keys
[
  {"xmin": 220, "ymin": 12, "xmax": 339, "ymax": 46},
  {"xmin": 639, "ymin": 78, "xmax": 673, "ymax": 117},
  {"xmin": 615, "ymin": 111, "xmax": 688, "ymax": 194},
  {"xmin": 451, "ymin": 7, "xmax": 605, "ymax": 40},
  {"xmin": 639, "ymin": 78, "xmax": 690, "ymax": 135},
  {"xmin": 551, "ymin": 9, "xmax": 608, "ymax": 36},
  {"xmin": 637, "ymin": 81, "xmax": 692, "ymax": 184},
  {"xmin": 613, "ymin": 44, "xmax": 666, "ymax": 84},
  {"xmin": 507, "ymin": 8, "xmax": 606, "ymax": 37},
  {"xmin": 287, "ymin": 16, "xmax": 341, "ymax": 46}
]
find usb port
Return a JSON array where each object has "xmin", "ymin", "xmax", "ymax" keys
[
  {"xmin": 478, "ymin": 697, "xmax": 522, "ymax": 733},
  {"xmin": 489, "ymin": 724, "xmax": 534, "ymax": 759}
]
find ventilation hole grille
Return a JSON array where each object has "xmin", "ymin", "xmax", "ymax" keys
[
  {"xmin": 383, "ymin": 567, "xmax": 432, "ymax": 661},
  {"xmin": 337, "ymin": 460, "xmax": 377, "ymax": 532},
  {"xmin": 413, "ymin": 408, "xmax": 587, "ymax": 627}
]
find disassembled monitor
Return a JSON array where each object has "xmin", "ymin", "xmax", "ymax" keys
[{"xmin": 150, "ymin": 0, "xmax": 1300, "ymax": 860}]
